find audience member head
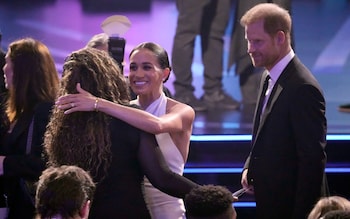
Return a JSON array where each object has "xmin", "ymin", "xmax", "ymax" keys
[
  {"xmin": 85, "ymin": 33, "xmax": 109, "ymax": 52},
  {"xmin": 322, "ymin": 210, "xmax": 350, "ymax": 219},
  {"xmin": 308, "ymin": 196, "xmax": 350, "ymax": 219},
  {"xmin": 2, "ymin": 37, "xmax": 59, "ymax": 122},
  {"xmin": 184, "ymin": 184, "xmax": 237, "ymax": 219},
  {"xmin": 35, "ymin": 165, "xmax": 96, "ymax": 219},
  {"xmin": 45, "ymin": 47, "xmax": 130, "ymax": 179}
]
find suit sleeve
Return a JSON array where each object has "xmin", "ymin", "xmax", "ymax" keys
[{"xmin": 291, "ymin": 84, "xmax": 327, "ymax": 218}]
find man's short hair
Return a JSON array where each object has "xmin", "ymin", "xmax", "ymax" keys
[{"xmin": 35, "ymin": 165, "xmax": 96, "ymax": 218}]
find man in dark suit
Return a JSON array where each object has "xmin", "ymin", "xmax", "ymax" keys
[{"xmin": 239, "ymin": 3, "xmax": 327, "ymax": 219}]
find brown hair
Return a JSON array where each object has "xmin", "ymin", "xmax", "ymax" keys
[
  {"xmin": 5, "ymin": 37, "xmax": 59, "ymax": 122},
  {"xmin": 240, "ymin": 3, "xmax": 292, "ymax": 44},
  {"xmin": 35, "ymin": 165, "xmax": 96, "ymax": 218},
  {"xmin": 308, "ymin": 196, "xmax": 350, "ymax": 219}
]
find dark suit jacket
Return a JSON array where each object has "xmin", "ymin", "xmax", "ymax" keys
[
  {"xmin": 0, "ymin": 102, "xmax": 53, "ymax": 219},
  {"xmin": 244, "ymin": 57, "xmax": 327, "ymax": 219}
]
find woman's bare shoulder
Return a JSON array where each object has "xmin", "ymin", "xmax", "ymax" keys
[
  {"xmin": 166, "ymin": 97, "xmax": 195, "ymax": 118},
  {"xmin": 167, "ymin": 97, "xmax": 194, "ymax": 110}
]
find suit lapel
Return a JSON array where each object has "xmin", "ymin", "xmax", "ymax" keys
[
  {"xmin": 252, "ymin": 57, "xmax": 298, "ymax": 146},
  {"xmin": 8, "ymin": 112, "xmax": 33, "ymax": 146},
  {"xmin": 257, "ymin": 83, "xmax": 283, "ymax": 134}
]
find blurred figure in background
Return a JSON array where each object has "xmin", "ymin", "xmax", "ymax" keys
[
  {"xmin": 85, "ymin": 32, "xmax": 109, "ymax": 52},
  {"xmin": 0, "ymin": 37, "xmax": 59, "ymax": 218},
  {"xmin": 0, "ymin": 32, "xmax": 6, "ymax": 97},
  {"xmin": 171, "ymin": 0, "xmax": 240, "ymax": 111}
]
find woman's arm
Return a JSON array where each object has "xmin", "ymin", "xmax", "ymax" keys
[
  {"xmin": 56, "ymin": 83, "xmax": 194, "ymax": 134},
  {"xmin": 138, "ymin": 131, "xmax": 199, "ymax": 198}
]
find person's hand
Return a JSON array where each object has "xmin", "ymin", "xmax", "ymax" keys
[
  {"xmin": 232, "ymin": 196, "xmax": 239, "ymax": 202},
  {"xmin": 56, "ymin": 83, "xmax": 97, "ymax": 114},
  {"xmin": 241, "ymin": 169, "xmax": 254, "ymax": 194}
]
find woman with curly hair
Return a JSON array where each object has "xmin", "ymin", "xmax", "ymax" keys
[
  {"xmin": 0, "ymin": 37, "xmax": 59, "ymax": 218},
  {"xmin": 56, "ymin": 42, "xmax": 195, "ymax": 219},
  {"xmin": 44, "ymin": 47, "xmax": 198, "ymax": 219}
]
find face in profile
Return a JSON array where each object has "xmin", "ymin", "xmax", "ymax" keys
[{"xmin": 3, "ymin": 52, "xmax": 14, "ymax": 89}]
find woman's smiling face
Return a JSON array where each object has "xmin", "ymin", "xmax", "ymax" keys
[{"xmin": 128, "ymin": 48, "xmax": 165, "ymax": 97}]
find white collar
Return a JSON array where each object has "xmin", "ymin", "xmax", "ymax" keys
[{"xmin": 269, "ymin": 49, "xmax": 295, "ymax": 82}]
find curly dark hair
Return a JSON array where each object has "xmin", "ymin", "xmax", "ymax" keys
[
  {"xmin": 44, "ymin": 47, "xmax": 130, "ymax": 180},
  {"xmin": 184, "ymin": 184, "xmax": 235, "ymax": 218}
]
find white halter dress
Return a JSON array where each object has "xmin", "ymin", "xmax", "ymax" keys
[{"xmin": 131, "ymin": 93, "xmax": 186, "ymax": 219}]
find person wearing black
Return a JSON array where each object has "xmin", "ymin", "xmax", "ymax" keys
[
  {"xmin": 44, "ymin": 47, "xmax": 199, "ymax": 219},
  {"xmin": 0, "ymin": 38, "xmax": 59, "ymax": 218},
  {"xmin": 240, "ymin": 3, "xmax": 327, "ymax": 218}
]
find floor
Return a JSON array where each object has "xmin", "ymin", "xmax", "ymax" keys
[{"xmin": 1, "ymin": 0, "xmax": 350, "ymax": 136}]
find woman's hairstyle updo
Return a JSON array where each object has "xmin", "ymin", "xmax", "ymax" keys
[{"xmin": 129, "ymin": 42, "xmax": 172, "ymax": 82}]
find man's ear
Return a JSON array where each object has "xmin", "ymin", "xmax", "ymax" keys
[
  {"xmin": 276, "ymin": 31, "xmax": 286, "ymax": 44},
  {"xmin": 80, "ymin": 200, "xmax": 91, "ymax": 219}
]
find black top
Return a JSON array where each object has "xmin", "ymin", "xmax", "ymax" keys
[
  {"xmin": 88, "ymin": 116, "xmax": 198, "ymax": 219},
  {"xmin": 0, "ymin": 102, "xmax": 52, "ymax": 219}
]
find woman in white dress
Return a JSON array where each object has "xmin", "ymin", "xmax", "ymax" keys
[{"xmin": 56, "ymin": 42, "xmax": 195, "ymax": 219}]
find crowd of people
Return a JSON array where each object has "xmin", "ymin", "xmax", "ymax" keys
[{"xmin": 0, "ymin": 2, "xmax": 348, "ymax": 219}]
